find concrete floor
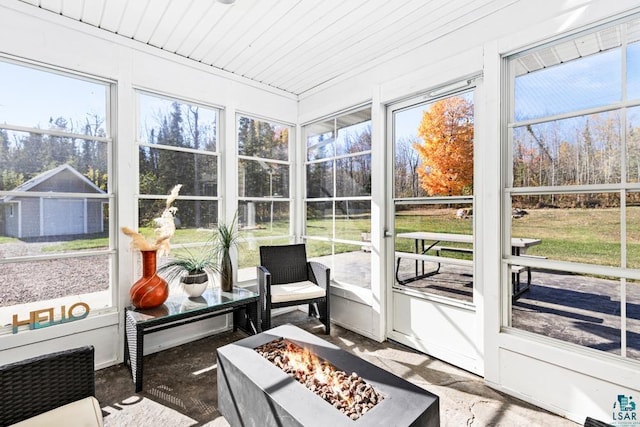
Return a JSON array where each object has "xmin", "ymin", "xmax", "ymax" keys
[{"xmin": 96, "ymin": 310, "xmax": 580, "ymax": 427}]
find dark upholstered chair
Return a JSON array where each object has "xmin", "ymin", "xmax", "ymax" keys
[
  {"xmin": 584, "ymin": 417, "xmax": 614, "ymax": 427},
  {"xmin": 258, "ymin": 244, "xmax": 330, "ymax": 334},
  {"xmin": 0, "ymin": 345, "xmax": 99, "ymax": 426}
]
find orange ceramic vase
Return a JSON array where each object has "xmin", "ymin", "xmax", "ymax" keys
[{"xmin": 130, "ymin": 250, "xmax": 169, "ymax": 309}]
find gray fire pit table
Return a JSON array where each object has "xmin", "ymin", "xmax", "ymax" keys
[{"xmin": 217, "ymin": 324, "xmax": 439, "ymax": 427}]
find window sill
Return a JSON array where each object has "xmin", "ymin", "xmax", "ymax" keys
[
  {"xmin": 0, "ymin": 306, "xmax": 119, "ymax": 349},
  {"xmin": 329, "ymin": 282, "xmax": 373, "ymax": 305}
]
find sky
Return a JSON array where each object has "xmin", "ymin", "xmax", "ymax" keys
[
  {"xmin": 394, "ymin": 90, "xmax": 474, "ymax": 143},
  {"xmin": 0, "ymin": 60, "xmax": 107, "ymax": 134},
  {"xmin": 2, "ymin": 42, "xmax": 639, "ymax": 147},
  {"xmin": 395, "ymin": 106, "xmax": 423, "ymax": 142},
  {"xmin": 0, "ymin": 61, "xmax": 221, "ymax": 144},
  {"xmin": 514, "ymin": 48, "xmax": 622, "ymax": 122},
  {"xmin": 137, "ymin": 92, "xmax": 218, "ymax": 145},
  {"xmin": 393, "ymin": 43, "xmax": 640, "ymax": 148}
]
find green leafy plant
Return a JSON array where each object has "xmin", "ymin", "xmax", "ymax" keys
[
  {"xmin": 157, "ymin": 247, "xmax": 218, "ymax": 286},
  {"xmin": 214, "ymin": 213, "xmax": 241, "ymax": 291},
  {"xmin": 213, "ymin": 213, "xmax": 241, "ymax": 254}
]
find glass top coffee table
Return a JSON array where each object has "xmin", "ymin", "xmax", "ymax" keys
[{"xmin": 124, "ymin": 286, "xmax": 261, "ymax": 392}]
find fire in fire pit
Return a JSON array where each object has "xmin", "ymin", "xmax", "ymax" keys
[
  {"xmin": 217, "ymin": 324, "xmax": 439, "ymax": 427},
  {"xmin": 255, "ymin": 338, "xmax": 383, "ymax": 420}
]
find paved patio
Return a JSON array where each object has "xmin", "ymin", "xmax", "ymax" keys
[{"xmin": 320, "ymin": 250, "xmax": 640, "ymax": 362}]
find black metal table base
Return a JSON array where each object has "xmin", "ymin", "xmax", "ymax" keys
[{"xmin": 124, "ymin": 288, "xmax": 260, "ymax": 392}]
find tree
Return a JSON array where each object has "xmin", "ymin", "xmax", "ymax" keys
[
  {"xmin": 340, "ymin": 125, "xmax": 371, "ymax": 196},
  {"xmin": 511, "ymin": 111, "xmax": 624, "ymax": 208},
  {"xmin": 237, "ymin": 117, "xmax": 291, "ymax": 222},
  {"xmin": 414, "ymin": 96, "xmax": 474, "ymax": 196},
  {"xmin": 395, "ymin": 136, "xmax": 423, "ymax": 198}
]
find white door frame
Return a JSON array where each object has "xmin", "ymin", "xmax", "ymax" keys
[{"xmin": 384, "ymin": 83, "xmax": 484, "ymax": 375}]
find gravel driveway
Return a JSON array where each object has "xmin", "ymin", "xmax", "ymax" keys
[{"xmin": 0, "ymin": 240, "xmax": 109, "ymax": 307}]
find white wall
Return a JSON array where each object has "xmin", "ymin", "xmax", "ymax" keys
[
  {"xmin": 0, "ymin": 0, "xmax": 297, "ymax": 368},
  {"xmin": 298, "ymin": 0, "xmax": 640, "ymax": 423}
]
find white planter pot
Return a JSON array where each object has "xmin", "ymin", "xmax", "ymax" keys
[{"xmin": 181, "ymin": 272, "xmax": 209, "ymax": 298}]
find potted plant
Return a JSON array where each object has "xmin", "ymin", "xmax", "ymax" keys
[
  {"xmin": 158, "ymin": 247, "xmax": 218, "ymax": 298},
  {"xmin": 214, "ymin": 213, "xmax": 241, "ymax": 292}
]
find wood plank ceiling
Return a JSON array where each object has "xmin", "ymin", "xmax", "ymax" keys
[{"xmin": 19, "ymin": 0, "xmax": 515, "ymax": 96}]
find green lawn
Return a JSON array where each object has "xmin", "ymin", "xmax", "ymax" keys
[
  {"xmin": 5, "ymin": 207, "xmax": 639, "ymax": 268},
  {"xmin": 41, "ymin": 236, "xmax": 110, "ymax": 252},
  {"xmin": 394, "ymin": 207, "xmax": 640, "ymax": 267},
  {"xmin": 512, "ymin": 207, "xmax": 640, "ymax": 267}
]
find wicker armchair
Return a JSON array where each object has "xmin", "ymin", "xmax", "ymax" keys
[
  {"xmin": 584, "ymin": 417, "xmax": 614, "ymax": 427},
  {"xmin": 0, "ymin": 345, "xmax": 99, "ymax": 426},
  {"xmin": 258, "ymin": 244, "xmax": 330, "ymax": 334}
]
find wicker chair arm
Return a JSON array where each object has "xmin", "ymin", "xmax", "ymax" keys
[
  {"xmin": 257, "ymin": 265, "xmax": 272, "ymax": 295},
  {"xmin": 308, "ymin": 261, "xmax": 330, "ymax": 290},
  {"xmin": 257, "ymin": 265, "xmax": 272, "ymax": 312},
  {"xmin": 0, "ymin": 345, "xmax": 95, "ymax": 426}
]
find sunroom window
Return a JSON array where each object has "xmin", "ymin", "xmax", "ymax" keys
[
  {"xmin": 236, "ymin": 115, "xmax": 293, "ymax": 282},
  {"xmin": 303, "ymin": 107, "xmax": 372, "ymax": 289},
  {"xmin": 505, "ymin": 17, "xmax": 640, "ymax": 361},
  {"xmin": 137, "ymin": 92, "xmax": 220, "ymax": 272},
  {"xmin": 0, "ymin": 58, "xmax": 114, "ymax": 330}
]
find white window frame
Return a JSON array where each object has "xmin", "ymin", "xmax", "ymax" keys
[
  {"xmin": 303, "ymin": 105, "xmax": 373, "ymax": 290},
  {"xmin": 0, "ymin": 56, "xmax": 116, "ymax": 325},
  {"xmin": 235, "ymin": 112, "xmax": 295, "ymax": 281},
  {"xmin": 502, "ymin": 16, "xmax": 640, "ymax": 361}
]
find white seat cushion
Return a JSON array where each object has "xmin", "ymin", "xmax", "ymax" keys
[
  {"xmin": 271, "ymin": 281, "xmax": 326, "ymax": 304},
  {"xmin": 10, "ymin": 396, "xmax": 103, "ymax": 427}
]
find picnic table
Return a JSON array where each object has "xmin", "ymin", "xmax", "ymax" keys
[{"xmin": 395, "ymin": 232, "xmax": 541, "ymax": 298}]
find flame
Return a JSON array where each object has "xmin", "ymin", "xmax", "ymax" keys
[
  {"xmin": 256, "ymin": 338, "xmax": 385, "ymax": 420},
  {"xmin": 279, "ymin": 342, "xmax": 353, "ymax": 407}
]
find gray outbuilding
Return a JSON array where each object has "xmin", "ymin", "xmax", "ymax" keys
[{"xmin": 1, "ymin": 164, "xmax": 106, "ymax": 238}]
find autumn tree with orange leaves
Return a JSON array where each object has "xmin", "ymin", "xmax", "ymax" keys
[{"xmin": 414, "ymin": 96, "xmax": 474, "ymax": 196}]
